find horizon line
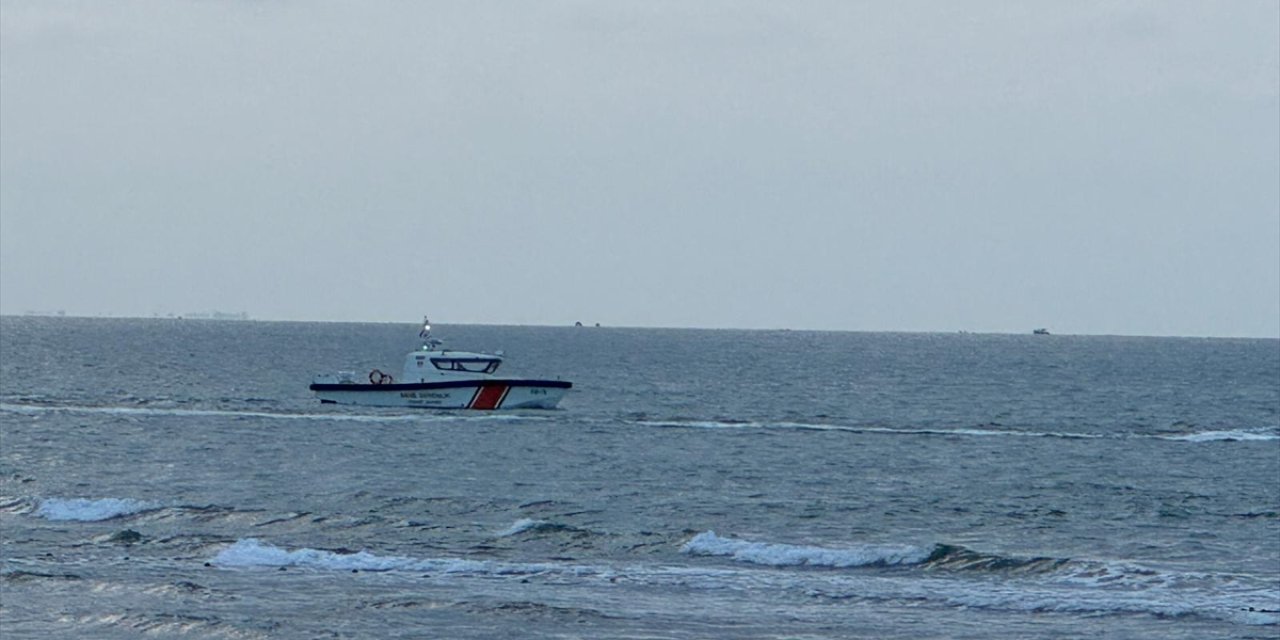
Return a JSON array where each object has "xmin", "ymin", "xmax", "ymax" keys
[{"xmin": 2, "ymin": 312, "xmax": 1277, "ymax": 341}]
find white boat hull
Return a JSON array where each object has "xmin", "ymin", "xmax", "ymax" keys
[{"xmin": 310, "ymin": 379, "xmax": 570, "ymax": 410}]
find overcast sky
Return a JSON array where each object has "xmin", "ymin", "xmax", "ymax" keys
[{"xmin": 1, "ymin": 1, "xmax": 1277, "ymax": 336}]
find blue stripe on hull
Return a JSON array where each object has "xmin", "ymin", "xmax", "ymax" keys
[{"xmin": 309, "ymin": 379, "xmax": 571, "ymax": 393}]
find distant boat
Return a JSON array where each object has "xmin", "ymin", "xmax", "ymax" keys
[{"xmin": 1033, "ymin": 328, "xmax": 1050, "ymax": 335}]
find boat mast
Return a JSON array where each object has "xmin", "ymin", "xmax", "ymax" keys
[{"xmin": 419, "ymin": 315, "xmax": 443, "ymax": 350}]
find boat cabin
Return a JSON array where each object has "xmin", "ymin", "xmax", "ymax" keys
[{"xmin": 402, "ymin": 350, "xmax": 503, "ymax": 382}]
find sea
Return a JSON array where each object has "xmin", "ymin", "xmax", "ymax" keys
[{"xmin": 1, "ymin": 316, "xmax": 1277, "ymax": 639}]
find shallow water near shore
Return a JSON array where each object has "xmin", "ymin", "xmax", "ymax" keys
[{"xmin": 2, "ymin": 316, "xmax": 1277, "ymax": 638}]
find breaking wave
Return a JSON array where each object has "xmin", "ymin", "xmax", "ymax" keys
[
  {"xmin": 680, "ymin": 532, "xmax": 1280, "ymax": 626},
  {"xmin": 213, "ymin": 538, "xmax": 577, "ymax": 576},
  {"xmin": 681, "ymin": 531, "xmax": 1087, "ymax": 575},
  {"xmin": 35, "ymin": 497, "xmax": 160, "ymax": 521},
  {"xmin": 495, "ymin": 518, "xmax": 596, "ymax": 538},
  {"xmin": 922, "ymin": 543, "xmax": 1070, "ymax": 573},
  {"xmin": 681, "ymin": 531, "xmax": 1244, "ymax": 584},
  {"xmin": 681, "ymin": 531, "xmax": 931, "ymax": 567},
  {"xmin": 497, "ymin": 518, "xmax": 552, "ymax": 537}
]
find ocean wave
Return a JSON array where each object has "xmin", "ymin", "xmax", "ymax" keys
[
  {"xmin": 636, "ymin": 418, "xmax": 1104, "ymax": 440},
  {"xmin": 814, "ymin": 574, "xmax": 1280, "ymax": 627},
  {"xmin": 923, "ymin": 544, "xmax": 1071, "ymax": 574},
  {"xmin": 916, "ymin": 575, "xmax": 1280, "ymax": 626},
  {"xmin": 680, "ymin": 532, "xmax": 1279, "ymax": 625},
  {"xmin": 636, "ymin": 419, "xmax": 761, "ymax": 430},
  {"xmin": 188, "ymin": 536, "xmax": 1280, "ymax": 628},
  {"xmin": 495, "ymin": 518, "xmax": 564, "ymax": 537},
  {"xmin": 213, "ymin": 538, "xmax": 573, "ymax": 575},
  {"xmin": 35, "ymin": 497, "xmax": 160, "ymax": 521},
  {"xmin": 0, "ymin": 496, "xmax": 35, "ymax": 516},
  {"xmin": 1159, "ymin": 429, "xmax": 1280, "ymax": 443},
  {"xmin": 868, "ymin": 426, "xmax": 1102, "ymax": 440},
  {"xmin": 635, "ymin": 416, "xmax": 1279, "ymax": 444},
  {"xmin": 0, "ymin": 402, "xmax": 550, "ymax": 424},
  {"xmin": 682, "ymin": 532, "xmax": 1268, "ymax": 587},
  {"xmin": 926, "ymin": 546, "xmax": 1257, "ymax": 594},
  {"xmin": 494, "ymin": 518, "xmax": 600, "ymax": 540},
  {"xmin": 497, "ymin": 518, "xmax": 552, "ymax": 537},
  {"xmin": 681, "ymin": 531, "xmax": 932, "ymax": 567}
]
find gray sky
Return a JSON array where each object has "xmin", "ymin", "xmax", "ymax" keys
[{"xmin": 2, "ymin": 1, "xmax": 1277, "ymax": 336}]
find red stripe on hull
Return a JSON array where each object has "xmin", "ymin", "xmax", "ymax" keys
[{"xmin": 469, "ymin": 384, "xmax": 509, "ymax": 410}]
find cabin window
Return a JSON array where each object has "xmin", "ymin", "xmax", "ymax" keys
[{"xmin": 431, "ymin": 358, "xmax": 500, "ymax": 374}]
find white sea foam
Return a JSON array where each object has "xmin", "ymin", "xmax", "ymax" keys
[
  {"xmin": 213, "ymin": 538, "xmax": 570, "ymax": 575},
  {"xmin": 642, "ymin": 419, "xmax": 1106, "ymax": 440},
  {"xmin": 0, "ymin": 402, "xmax": 550, "ymax": 424},
  {"xmin": 1160, "ymin": 430, "xmax": 1280, "ymax": 443},
  {"xmin": 637, "ymin": 419, "xmax": 762, "ymax": 430},
  {"xmin": 681, "ymin": 531, "xmax": 932, "ymax": 568},
  {"xmin": 679, "ymin": 532, "xmax": 1279, "ymax": 626},
  {"xmin": 206, "ymin": 537, "xmax": 1280, "ymax": 627},
  {"xmin": 636, "ymin": 416, "xmax": 1278, "ymax": 444},
  {"xmin": 496, "ymin": 518, "xmax": 549, "ymax": 537},
  {"xmin": 35, "ymin": 497, "xmax": 159, "ymax": 521}
]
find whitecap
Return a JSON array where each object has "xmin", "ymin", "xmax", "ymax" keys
[
  {"xmin": 212, "ymin": 538, "xmax": 569, "ymax": 575},
  {"xmin": 213, "ymin": 538, "xmax": 420, "ymax": 572},
  {"xmin": 636, "ymin": 419, "xmax": 762, "ymax": 430},
  {"xmin": 633, "ymin": 418, "xmax": 1105, "ymax": 440},
  {"xmin": 496, "ymin": 518, "xmax": 549, "ymax": 537},
  {"xmin": 681, "ymin": 531, "xmax": 932, "ymax": 568},
  {"xmin": 35, "ymin": 497, "xmax": 159, "ymax": 521},
  {"xmin": 1160, "ymin": 430, "xmax": 1280, "ymax": 443}
]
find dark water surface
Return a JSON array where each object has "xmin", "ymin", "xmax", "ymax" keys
[{"xmin": 1, "ymin": 317, "xmax": 1277, "ymax": 638}]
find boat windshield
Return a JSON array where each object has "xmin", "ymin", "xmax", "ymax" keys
[{"xmin": 431, "ymin": 358, "xmax": 500, "ymax": 374}]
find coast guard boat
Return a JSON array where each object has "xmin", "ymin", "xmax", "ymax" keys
[{"xmin": 309, "ymin": 318, "xmax": 571, "ymax": 410}]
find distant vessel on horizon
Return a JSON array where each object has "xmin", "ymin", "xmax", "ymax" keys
[
  {"xmin": 1033, "ymin": 328, "xmax": 1051, "ymax": 335},
  {"xmin": 183, "ymin": 311, "xmax": 250, "ymax": 321}
]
